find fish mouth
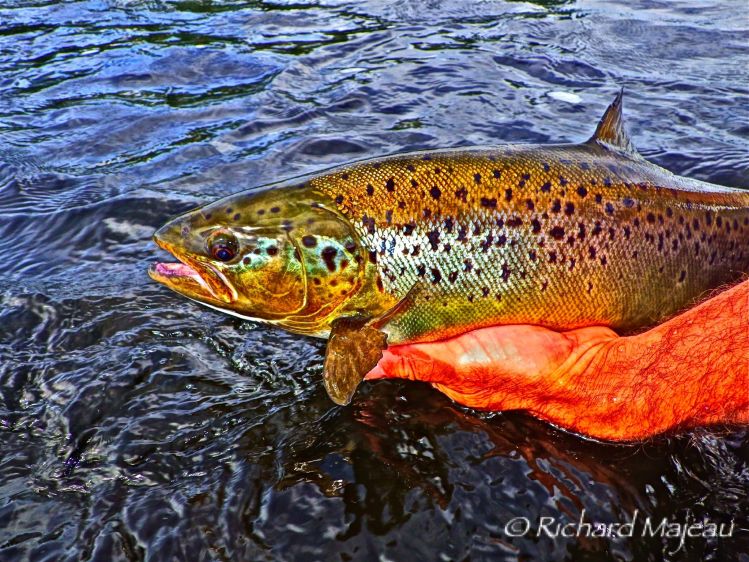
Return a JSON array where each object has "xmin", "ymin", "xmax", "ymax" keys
[{"xmin": 149, "ymin": 238, "xmax": 235, "ymax": 304}]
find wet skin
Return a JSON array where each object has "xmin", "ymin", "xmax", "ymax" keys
[{"xmin": 367, "ymin": 279, "xmax": 749, "ymax": 441}]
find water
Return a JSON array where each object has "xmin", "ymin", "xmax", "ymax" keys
[{"xmin": 1, "ymin": 1, "xmax": 748, "ymax": 560}]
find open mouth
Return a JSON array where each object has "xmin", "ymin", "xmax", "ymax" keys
[{"xmin": 149, "ymin": 239, "xmax": 235, "ymax": 303}]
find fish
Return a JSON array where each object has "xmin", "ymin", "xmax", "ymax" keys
[{"xmin": 150, "ymin": 91, "xmax": 749, "ymax": 405}]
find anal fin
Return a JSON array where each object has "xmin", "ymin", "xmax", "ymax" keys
[{"xmin": 323, "ymin": 317, "xmax": 388, "ymax": 405}]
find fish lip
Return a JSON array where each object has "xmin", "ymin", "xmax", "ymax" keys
[{"xmin": 150, "ymin": 236, "xmax": 235, "ymax": 303}]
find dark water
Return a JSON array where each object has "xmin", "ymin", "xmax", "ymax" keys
[{"xmin": 1, "ymin": 1, "xmax": 748, "ymax": 560}]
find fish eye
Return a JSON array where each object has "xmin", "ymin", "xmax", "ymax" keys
[{"xmin": 208, "ymin": 231, "xmax": 239, "ymax": 262}]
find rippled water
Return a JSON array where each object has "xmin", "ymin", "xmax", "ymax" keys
[{"xmin": 1, "ymin": 1, "xmax": 748, "ymax": 560}]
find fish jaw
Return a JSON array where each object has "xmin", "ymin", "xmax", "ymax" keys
[{"xmin": 149, "ymin": 230, "xmax": 236, "ymax": 305}]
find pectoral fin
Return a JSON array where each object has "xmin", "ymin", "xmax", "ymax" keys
[{"xmin": 323, "ymin": 317, "xmax": 388, "ymax": 405}]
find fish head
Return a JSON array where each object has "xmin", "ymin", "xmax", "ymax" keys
[{"xmin": 149, "ymin": 186, "xmax": 366, "ymax": 334}]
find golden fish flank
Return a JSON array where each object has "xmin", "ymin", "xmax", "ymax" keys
[{"xmin": 151, "ymin": 91, "xmax": 749, "ymax": 404}]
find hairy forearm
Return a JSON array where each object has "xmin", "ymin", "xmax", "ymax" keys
[{"xmin": 536, "ymin": 281, "xmax": 749, "ymax": 440}]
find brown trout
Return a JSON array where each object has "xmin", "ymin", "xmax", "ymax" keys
[{"xmin": 150, "ymin": 92, "xmax": 749, "ymax": 404}]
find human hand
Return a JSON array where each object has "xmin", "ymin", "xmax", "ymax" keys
[{"xmin": 366, "ymin": 280, "xmax": 749, "ymax": 441}]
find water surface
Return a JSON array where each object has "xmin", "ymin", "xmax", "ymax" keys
[{"xmin": 1, "ymin": 1, "xmax": 748, "ymax": 560}]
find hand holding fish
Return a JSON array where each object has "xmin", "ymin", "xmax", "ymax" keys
[
  {"xmin": 367, "ymin": 280, "xmax": 749, "ymax": 441},
  {"xmin": 151, "ymin": 91, "xmax": 749, "ymax": 426}
]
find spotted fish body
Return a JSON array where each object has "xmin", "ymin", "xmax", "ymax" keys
[
  {"xmin": 312, "ymin": 143, "xmax": 749, "ymax": 343},
  {"xmin": 151, "ymin": 93, "xmax": 749, "ymax": 404}
]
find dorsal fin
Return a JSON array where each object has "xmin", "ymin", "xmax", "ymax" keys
[{"xmin": 587, "ymin": 89, "xmax": 638, "ymax": 156}]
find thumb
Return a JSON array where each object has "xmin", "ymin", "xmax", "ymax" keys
[{"xmin": 365, "ymin": 344, "xmax": 456, "ymax": 383}]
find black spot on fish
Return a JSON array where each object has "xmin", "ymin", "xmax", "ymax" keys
[
  {"xmin": 411, "ymin": 179, "xmax": 419, "ymax": 188},
  {"xmin": 481, "ymin": 197, "xmax": 497, "ymax": 208},
  {"xmin": 368, "ymin": 250, "xmax": 377, "ymax": 264},
  {"xmin": 592, "ymin": 222, "xmax": 602, "ymax": 236},
  {"xmin": 548, "ymin": 251, "xmax": 557, "ymax": 263},
  {"xmin": 411, "ymin": 245, "xmax": 421, "ymax": 257},
  {"xmin": 416, "ymin": 264, "xmax": 425, "ymax": 276},
  {"xmin": 493, "ymin": 169, "xmax": 502, "ymax": 179},
  {"xmin": 267, "ymin": 246, "xmax": 278, "ymax": 256},
  {"xmin": 501, "ymin": 263, "xmax": 511, "ymax": 281},
  {"xmin": 302, "ymin": 235, "xmax": 317, "ymax": 248},
  {"xmin": 551, "ymin": 199, "xmax": 562, "ymax": 213},
  {"xmin": 430, "ymin": 268, "xmax": 442, "ymax": 284},
  {"xmin": 525, "ymin": 199, "xmax": 535, "ymax": 211},
  {"xmin": 344, "ymin": 241, "xmax": 357, "ymax": 254},
  {"xmin": 603, "ymin": 177, "xmax": 612, "ymax": 187},
  {"xmin": 386, "ymin": 178, "xmax": 395, "ymax": 192},
  {"xmin": 541, "ymin": 182, "xmax": 551, "ymax": 193},
  {"xmin": 623, "ymin": 226, "xmax": 631, "ymax": 239},
  {"xmin": 366, "ymin": 184, "xmax": 374, "ymax": 196},
  {"xmin": 550, "ymin": 226, "xmax": 565, "ymax": 240},
  {"xmin": 455, "ymin": 187, "xmax": 468, "ymax": 201},
  {"xmin": 646, "ymin": 213, "xmax": 656, "ymax": 224},
  {"xmin": 407, "ymin": 164, "xmax": 415, "ymax": 172},
  {"xmin": 529, "ymin": 249, "xmax": 537, "ymax": 261},
  {"xmin": 335, "ymin": 195, "xmax": 344, "ymax": 205},
  {"xmin": 531, "ymin": 218, "xmax": 541, "ymax": 233},
  {"xmin": 457, "ymin": 226, "xmax": 467, "ymax": 242},
  {"xmin": 589, "ymin": 246, "xmax": 596, "ymax": 259},
  {"xmin": 507, "ymin": 216, "xmax": 523, "ymax": 228},
  {"xmin": 444, "ymin": 217, "xmax": 454, "ymax": 233},
  {"xmin": 577, "ymin": 223, "xmax": 586, "ymax": 240},
  {"xmin": 427, "ymin": 230, "xmax": 440, "ymax": 251},
  {"xmin": 448, "ymin": 271, "xmax": 459, "ymax": 283},
  {"xmin": 622, "ymin": 198, "xmax": 634, "ymax": 208},
  {"xmin": 242, "ymin": 257, "xmax": 251, "ymax": 265},
  {"xmin": 270, "ymin": 206, "xmax": 280, "ymax": 213},
  {"xmin": 321, "ymin": 247, "xmax": 337, "ymax": 272},
  {"xmin": 423, "ymin": 208, "xmax": 432, "ymax": 219},
  {"xmin": 543, "ymin": 163, "xmax": 550, "ymax": 172},
  {"xmin": 577, "ymin": 186, "xmax": 588, "ymax": 198},
  {"xmin": 385, "ymin": 210, "xmax": 393, "ymax": 225},
  {"xmin": 496, "ymin": 234, "xmax": 507, "ymax": 246},
  {"xmin": 605, "ymin": 202, "xmax": 615, "ymax": 215},
  {"xmin": 474, "ymin": 173, "xmax": 481, "ymax": 184},
  {"xmin": 463, "ymin": 258, "xmax": 473, "ymax": 272},
  {"xmin": 595, "ymin": 194, "xmax": 603, "ymax": 204},
  {"xmin": 564, "ymin": 202, "xmax": 575, "ymax": 216},
  {"xmin": 403, "ymin": 222, "xmax": 416, "ymax": 235},
  {"xmin": 505, "ymin": 188, "xmax": 513, "ymax": 202},
  {"xmin": 434, "ymin": 167, "xmax": 441, "ymax": 174},
  {"xmin": 226, "ymin": 207, "xmax": 233, "ymax": 214},
  {"xmin": 559, "ymin": 175, "xmax": 568, "ymax": 186},
  {"xmin": 362, "ymin": 215, "xmax": 375, "ymax": 235},
  {"xmin": 341, "ymin": 173, "xmax": 349, "ymax": 180},
  {"xmin": 481, "ymin": 287, "xmax": 490, "ymax": 297},
  {"xmin": 430, "ymin": 186, "xmax": 441, "ymax": 200}
]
